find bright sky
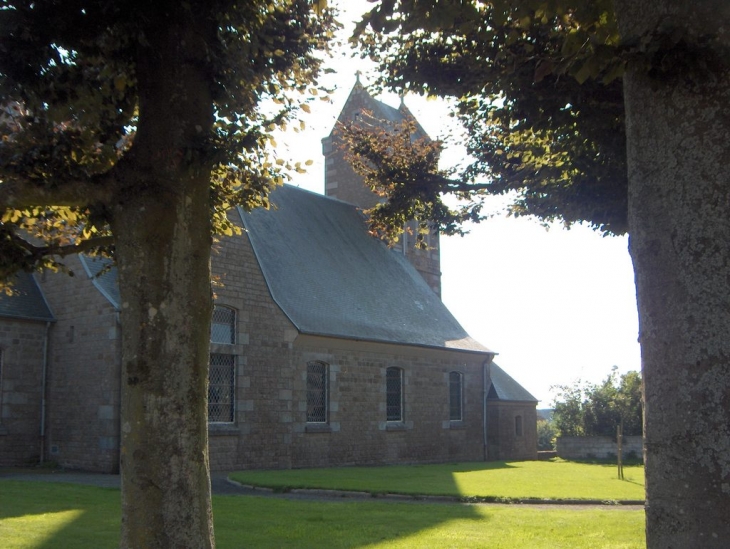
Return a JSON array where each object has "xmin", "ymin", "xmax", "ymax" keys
[{"xmin": 274, "ymin": 2, "xmax": 641, "ymax": 405}]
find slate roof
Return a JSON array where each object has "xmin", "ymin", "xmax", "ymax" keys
[
  {"xmin": 240, "ymin": 184, "xmax": 491, "ymax": 353},
  {"xmin": 79, "ymin": 255, "xmax": 120, "ymax": 309},
  {"xmin": 370, "ymin": 96, "xmax": 406, "ymax": 123},
  {"xmin": 333, "ymin": 80, "xmax": 430, "ymax": 142},
  {"xmin": 488, "ymin": 363, "xmax": 538, "ymax": 402},
  {"xmin": 0, "ymin": 271, "xmax": 54, "ymax": 322}
]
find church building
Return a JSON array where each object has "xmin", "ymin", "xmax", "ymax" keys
[{"xmin": 0, "ymin": 80, "xmax": 538, "ymax": 472}]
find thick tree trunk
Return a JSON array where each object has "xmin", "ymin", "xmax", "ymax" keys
[
  {"xmin": 110, "ymin": 11, "xmax": 217, "ymax": 548},
  {"xmin": 615, "ymin": 2, "xmax": 730, "ymax": 547},
  {"xmin": 113, "ymin": 182, "xmax": 214, "ymax": 549}
]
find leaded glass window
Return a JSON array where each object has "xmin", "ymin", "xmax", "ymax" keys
[
  {"xmin": 209, "ymin": 353, "xmax": 235, "ymax": 423},
  {"xmin": 211, "ymin": 305, "xmax": 235, "ymax": 344},
  {"xmin": 449, "ymin": 371, "xmax": 463, "ymax": 421},
  {"xmin": 386, "ymin": 367, "xmax": 403, "ymax": 422},
  {"xmin": 306, "ymin": 361, "xmax": 328, "ymax": 423}
]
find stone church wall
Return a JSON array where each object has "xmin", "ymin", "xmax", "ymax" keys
[
  {"xmin": 486, "ymin": 401, "xmax": 538, "ymax": 461},
  {"xmin": 286, "ymin": 338, "xmax": 486, "ymax": 469},
  {"xmin": 207, "ymin": 219, "xmax": 487, "ymax": 471},
  {"xmin": 37, "ymin": 258, "xmax": 122, "ymax": 473},
  {"xmin": 0, "ymin": 318, "xmax": 48, "ymax": 466},
  {"xmin": 3, "ymin": 203, "xmax": 534, "ymax": 472},
  {"xmin": 208, "ymin": 216, "xmax": 302, "ymax": 471}
]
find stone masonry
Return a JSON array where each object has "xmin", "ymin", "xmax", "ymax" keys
[
  {"xmin": 208, "ymin": 213, "xmax": 487, "ymax": 470},
  {"xmin": 36, "ymin": 256, "xmax": 122, "ymax": 473},
  {"xmin": 557, "ymin": 436, "xmax": 643, "ymax": 461},
  {"xmin": 0, "ymin": 318, "xmax": 48, "ymax": 466}
]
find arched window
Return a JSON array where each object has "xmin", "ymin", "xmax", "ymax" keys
[
  {"xmin": 209, "ymin": 305, "xmax": 237, "ymax": 424},
  {"xmin": 449, "ymin": 371, "xmax": 463, "ymax": 421},
  {"xmin": 515, "ymin": 415, "xmax": 523, "ymax": 437},
  {"xmin": 386, "ymin": 367, "xmax": 404, "ymax": 422},
  {"xmin": 306, "ymin": 361, "xmax": 328, "ymax": 423},
  {"xmin": 210, "ymin": 305, "xmax": 236, "ymax": 344}
]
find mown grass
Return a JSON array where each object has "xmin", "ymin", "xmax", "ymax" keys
[
  {"xmin": 0, "ymin": 482, "xmax": 120, "ymax": 549},
  {"xmin": 0, "ymin": 480, "xmax": 644, "ymax": 549},
  {"xmin": 230, "ymin": 459, "xmax": 645, "ymax": 501}
]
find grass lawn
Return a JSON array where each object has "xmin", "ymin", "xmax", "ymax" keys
[
  {"xmin": 230, "ymin": 460, "xmax": 645, "ymax": 502},
  {"xmin": 0, "ymin": 480, "xmax": 645, "ymax": 549}
]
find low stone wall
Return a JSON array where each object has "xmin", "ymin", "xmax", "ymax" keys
[{"xmin": 556, "ymin": 436, "xmax": 643, "ymax": 460}]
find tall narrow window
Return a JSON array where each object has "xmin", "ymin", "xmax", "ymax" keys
[
  {"xmin": 209, "ymin": 353, "xmax": 235, "ymax": 423},
  {"xmin": 386, "ymin": 367, "xmax": 403, "ymax": 422},
  {"xmin": 211, "ymin": 305, "xmax": 236, "ymax": 344},
  {"xmin": 306, "ymin": 361, "xmax": 328, "ymax": 423},
  {"xmin": 515, "ymin": 415, "xmax": 523, "ymax": 437},
  {"xmin": 449, "ymin": 371, "xmax": 463, "ymax": 421},
  {"xmin": 209, "ymin": 305, "xmax": 236, "ymax": 424}
]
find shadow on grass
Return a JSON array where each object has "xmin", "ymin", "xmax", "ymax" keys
[
  {"xmin": 214, "ymin": 494, "xmax": 485, "ymax": 549},
  {"xmin": 0, "ymin": 481, "xmax": 120, "ymax": 549},
  {"xmin": 230, "ymin": 461, "xmax": 518, "ymax": 498},
  {"xmin": 445, "ymin": 460, "xmax": 518, "ymax": 473},
  {"xmin": 0, "ymin": 479, "xmax": 485, "ymax": 549}
]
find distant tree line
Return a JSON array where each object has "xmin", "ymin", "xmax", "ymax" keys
[{"xmin": 552, "ymin": 368, "xmax": 643, "ymax": 438}]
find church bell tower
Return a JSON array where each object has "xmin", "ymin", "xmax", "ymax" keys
[{"xmin": 322, "ymin": 75, "xmax": 442, "ymax": 298}]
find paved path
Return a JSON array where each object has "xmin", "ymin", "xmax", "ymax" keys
[
  {"xmin": 0, "ymin": 470, "xmax": 265, "ymax": 496},
  {"xmin": 0, "ymin": 469, "xmax": 644, "ymax": 510}
]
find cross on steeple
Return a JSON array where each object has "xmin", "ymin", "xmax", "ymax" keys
[{"xmin": 355, "ymin": 70, "xmax": 362, "ymax": 84}]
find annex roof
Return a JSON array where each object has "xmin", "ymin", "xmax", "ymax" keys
[
  {"xmin": 240, "ymin": 184, "xmax": 491, "ymax": 353},
  {"xmin": 488, "ymin": 363, "xmax": 538, "ymax": 403},
  {"xmin": 0, "ymin": 271, "xmax": 54, "ymax": 322},
  {"xmin": 79, "ymin": 255, "xmax": 120, "ymax": 309}
]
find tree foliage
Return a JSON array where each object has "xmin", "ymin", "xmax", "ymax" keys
[
  {"xmin": 552, "ymin": 368, "xmax": 643, "ymax": 438},
  {"xmin": 537, "ymin": 418, "xmax": 557, "ymax": 451},
  {"xmin": 0, "ymin": 1, "xmax": 336, "ymax": 545},
  {"xmin": 337, "ymin": 113, "xmax": 480, "ymax": 247},
  {"xmin": 352, "ymin": 2, "xmax": 730, "ymax": 546},
  {"xmin": 349, "ymin": 0, "xmax": 726, "ymax": 240},
  {"xmin": 0, "ymin": 0, "xmax": 335, "ymax": 286},
  {"xmin": 351, "ymin": 0, "xmax": 628, "ymax": 236}
]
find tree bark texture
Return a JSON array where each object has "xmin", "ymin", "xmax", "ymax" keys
[
  {"xmin": 615, "ymin": 1, "xmax": 730, "ymax": 547},
  {"xmin": 110, "ymin": 13, "xmax": 216, "ymax": 548}
]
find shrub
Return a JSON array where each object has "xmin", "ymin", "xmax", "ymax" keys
[{"xmin": 537, "ymin": 419, "xmax": 557, "ymax": 450}]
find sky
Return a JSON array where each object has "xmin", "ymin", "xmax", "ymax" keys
[{"xmin": 273, "ymin": 2, "xmax": 641, "ymax": 405}]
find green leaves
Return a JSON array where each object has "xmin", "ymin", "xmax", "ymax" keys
[
  {"xmin": 353, "ymin": 0, "xmax": 628, "ymax": 235},
  {"xmin": 337, "ymin": 114, "xmax": 475, "ymax": 245},
  {"xmin": 1, "ymin": 0, "xmax": 336, "ymax": 277},
  {"xmin": 552, "ymin": 369, "xmax": 643, "ymax": 438}
]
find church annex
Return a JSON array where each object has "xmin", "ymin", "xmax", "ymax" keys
[{"xmin": 0, "ymin": 80, "xmax": 538, "ymax": 472}]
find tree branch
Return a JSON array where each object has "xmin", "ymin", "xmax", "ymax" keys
[
  {"xmin": 10, "ymin": 232, "xmax": 114, "ymax": 260},
  {"xmin": 0, "ymin": 172, "xmax": 117, "ymax": 209}
]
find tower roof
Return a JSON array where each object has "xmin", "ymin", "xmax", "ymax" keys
[{"xmin": 325, "ymin": 77, "xmax": 430, "ymax": 142}]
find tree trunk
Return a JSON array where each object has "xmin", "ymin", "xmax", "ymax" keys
[
  {"xmin": 614, "ymin": 2, "xmax": 730, "ymax": 547},
  {"xmin": 110, "ymin": 12, "xmax": 216, "ymax": 548},
  {"xmin": 113, "ymin": 181, "xmax": 214, "ymax": 549}
]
